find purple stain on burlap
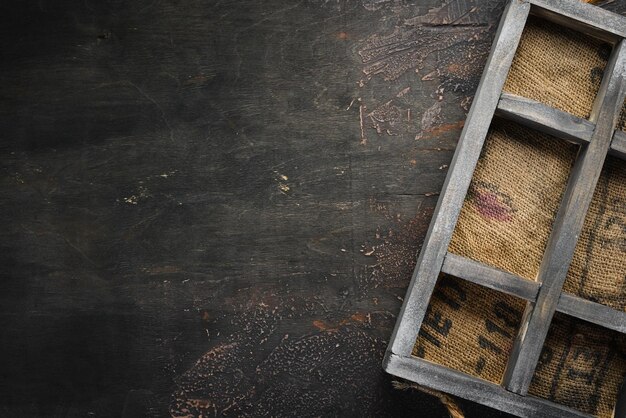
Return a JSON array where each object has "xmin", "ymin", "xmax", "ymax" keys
[{"xmin": 470, "ymin": 183, "xmax": 516, "ymax": 222}]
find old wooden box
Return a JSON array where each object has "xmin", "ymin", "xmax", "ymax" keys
[{"xmin": 383, "ymin": 0, "xmax": 626, "ymax": 417}]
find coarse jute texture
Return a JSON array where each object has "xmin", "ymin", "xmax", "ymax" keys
[
  {"xmin": 448, "ymin": 120, "xmax": 577, "ymax": 280},
  {"xmin": 413, "ymin": 15, "xmax": 625, "ymax": 418},
  {"xmin": 528, "ymin": 313, "xmax": 626, "ymax": 418},
  {"xmin": 413, "ymin": 275, "xmax": 525, "ymax": 384},
  {"xmin": 563, "ymin": 156, "xmax": 626, "ymax": 311},
  {"xmin": 503, "ymin": 16, "xmax": 609, "ymax": 119}
]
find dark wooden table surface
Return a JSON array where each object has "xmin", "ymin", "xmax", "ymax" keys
[{"xmin": 1, "ymin": 1, "xmax": 624, "ymax": 417}]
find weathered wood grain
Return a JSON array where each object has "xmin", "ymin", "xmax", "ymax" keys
[
  {"xmin": 2, "ymin": 0, "xmax": 625, "ymax": 416},
  {"xmin": 0, "ymin": 0, "xmax": 519, "ymax": 417}
]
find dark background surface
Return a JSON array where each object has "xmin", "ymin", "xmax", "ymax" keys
[{"xmin": 1, "ymin": 1, "xmax": 625, "ymax": 417}]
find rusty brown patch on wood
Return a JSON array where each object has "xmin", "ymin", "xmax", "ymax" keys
[
  {"xmin": 312, "ymin": 319, "xmax": 334, "ymax": 331},
  {"xmin": 418, "ymin": 120, "xmax": 465, "ymax": 140},
  {"xmin": 351, "ymin": 312, "xmax": 368, "ymax": 323},
  {"xmin": 312, "ymin": 312, "xmax": 371, "ymax": 331}
]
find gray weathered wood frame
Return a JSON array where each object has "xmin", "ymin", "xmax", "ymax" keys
[{"xmin": 383, "ymin": 0, "xmax": 626, "ymax": 417}]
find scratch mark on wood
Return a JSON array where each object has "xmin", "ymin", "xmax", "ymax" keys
[{"xmin": 359, "ymin": 102, "xmax": 367, "ymax": 145}]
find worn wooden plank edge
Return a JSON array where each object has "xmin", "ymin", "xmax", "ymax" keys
[
  {"xmin": 403, "ymin": 252, "xmax": 626, "ymax": 413},
  {"xmin": 557, "ymin": 293, "xmax": 626, "ymax": 334},
  {"xmin": 387, "ymin": 0, "xmax": 531, "ymax": 358},
  {"xmin": 496, "ymin": 92, "xmax": 595, "ymax": 144},
  {"xmin": 529, "ymin": 0, "xmax": 626, "ymax": 41},
  {"xmin": 612, "ymin": 130, "xmax": 626, "ymax": 159},
  {"xmin": 443, "ymin": 252, "xmax": 626, "ymax": 333},
  {"xmin": 497, "ymin": 93, "xmax": 626, "ymax": 160},
  {"xmin": 382, "ymin": 353, "xmax": 592, "ymax": 418},
  {"xmin": 502, "ymin": 40, "xmax": 626, "ymax": 396},
  {"xmin": 442, "ymin": 253, "xmax": 540, "ymax": 301}
]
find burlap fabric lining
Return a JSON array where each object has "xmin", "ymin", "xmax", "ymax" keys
[
  {"xmin": 413, "ymin": 17, "xmax": 626, "ymax": 417},
  {"xmin": 448, "ymin": 120, "xmax": 577, "ymax": 281},
  {"xmin": 564, "ymin": 155, "xmax": 626, "ymax": 311}
]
